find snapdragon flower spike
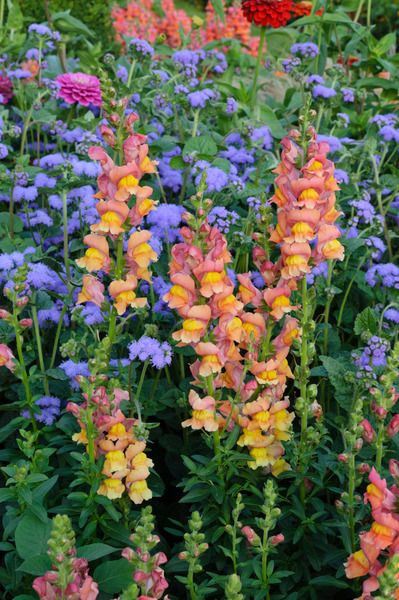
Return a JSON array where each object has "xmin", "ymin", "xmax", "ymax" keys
[
  {"xmin": 165, "ymin": 212, "xmax": 297, "ymax": 475},
  {"xmin": 67, "ymin": 387, "xmax": 153, "ymax": 504},
  {"xmin": 269, "ymin": 127, "xmax": 344, "ymax": 282},
  {"xmin": 76, "ymin": 112, "xmax": 158, "ymax": 316},
  {"xmin": 345, "ymin": 467, "xmax": 399, "ymax": 598}
]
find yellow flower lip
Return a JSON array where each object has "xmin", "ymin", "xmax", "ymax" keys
[
  {"xmin": 324, "ymin": 240, "xmax": 341, "ymax": 251},
  {"xmin": 308, "ymin": 160, "xmax": 323, "ymax": 171},
  {"xmin": 286, "ymin": 255, "xmax": 307, "ymax": 266},
  {"xmin": 109, "ymin": 423, "xmax": 126, "ymax": 436},
  {"xmin": 170, "ymin": 284, "xmax": 187, "ymax": 299},
  {"xmin": 102, "ymin": 211, "xmax": 122, "ymax": 224},
  {"xmin": 352, "ymin": 550, "xmax": 369, "ymax": 569},
  {"xmin": 298, "ymin": 188, "xmax": 319, "ymax": 202},
  {"xmin": 202, "ymin": 271, "xmax": 223, "ymax": 284},
  {"xmin": 292, "ymin": 222, "xmax": 313, "ymax": 234},
  {"xmin": 118, "ymin": 174, "xmax": 138, "ymax": 189},
  {"xmin": 86, "ymin": 248, "xmax": 103, "ymax": 259},
  {"xmin": 202, "ymin": 355, "xmax": 219, "ymax": 364},
  {"xmin": 272, "ymin": 295, "xmax": 290, "ymax": 308},
  {"xmin": 193, "ymin": 409, "xmax": 214, "ymax": 419},
  {"xmin": 259, "ymin": 369, "xmax": 277, "ymax": 381},
  {"xmin": 183, "ymin": 318, "xmax": 203, "ymax": 332},
  {"xmin": 254, "ymin": 411, "xmax": 270, "ymax": 423},
  {"xmin": 117, "ymin": 290, "xmax": 136, "ymax": 302}
]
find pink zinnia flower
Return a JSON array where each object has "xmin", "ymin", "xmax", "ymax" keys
[
  {"xmin": 0, "ymin": 73, "xmax": 13, "ymax": 104},
  {"xmin": 56, "ymin": 72, "xmax": 102, "ymax": 107}
]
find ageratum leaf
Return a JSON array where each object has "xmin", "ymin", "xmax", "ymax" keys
[{"xmin": 354, "ymin": 307, "xmax": 378, "ymax": 337}]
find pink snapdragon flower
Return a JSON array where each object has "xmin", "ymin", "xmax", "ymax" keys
[{"xmin": 56, "ymin": 72, "xmax": 102, "ymax": 107}]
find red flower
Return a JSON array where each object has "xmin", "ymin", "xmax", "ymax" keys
[
  {"xmin": 241, "ymin": 0, "xmax": 293, "ymax": 28},
  {"xmin": 0, "ymin": 73, "xmax": 13, "ymax": 104}
]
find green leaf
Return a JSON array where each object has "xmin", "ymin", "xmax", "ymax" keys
[
  {"xmin": 76, "ymin": 543, "xmax": 119, "ymax": 561},
  {"xmin": 32, "ymin": 476, "xmax": 58, "ymax": 502},
  {"xmin": 372, "ymin": 33, "xmax": 396, "ymax": 57},
  {"xmin": 36, "ymin": 291, "xmax": 54, "ymax": 310},
  {"xmin": 0, "ymin": 488, "xmax": 15, "ymax": 502},
  {"xmin": 15, "ymin": 511, "xmax": 51, "ymax": 560},
  {"xmin": 94, "ymin": 559, "xmax": 134, "ymax": 594},
  {"xmin": 310, "ymin": 575, "xmax": 349, "ymax": 589},
  {"xmin": 183, "ymin": 135, "xmax": 218, "ymax": 157},
  {"xmin": 52, "ymin": 11, "xmax": 94, "ymax": 37},
  {"xmin": 0, "ymin": 212, "xmax": 23, "ymax": 233},
  {"xmin": 320, "ymin": 354, "xmax": 355, "ymax": 411},
  {"xmin": 46, "ymin": 368, "xmax": 68, "ymax": 381},
  {"xmin": 258, "ymin": 106, "xmax": 286, "ymax": 139},
  {"xmin": 210, "ymin": 0, "xmax": 225, "ymax": 23},
  {"xmin": 17, "ymin": 554, "xmax": 51, "ymax": 576},
  {"xmin": 354, "ymin": 307, "xmax": 378, "ymax": 337}
]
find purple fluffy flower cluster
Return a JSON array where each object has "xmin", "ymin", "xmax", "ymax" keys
[
  {"xmin": 208, "ymin": 206, "xmax": 239, "ymax": 234},
  {"xmin": 21, "ymin": 396, "xmax": 61, "ymax": 426},
  {"xmin": 147, "ymin": 203, "xmax": 184, "ymax": 243},
  {"xmin": 130, "ymin": 38, "xmax": 154, "ymax": 57},
  {"xmin": 291, "ymin": 42, "xmax": 319, "ymax": 57},
  {"xmin": 354, "ymin": 336, "xmax": 390, "ymax": 373},
  {"xmin": 128, "ymin": 336, "xmax": 172, "ymax": 369},
  {"xmin": 365, "ymin": 263, "xmax": 399, "ymax": 289}
]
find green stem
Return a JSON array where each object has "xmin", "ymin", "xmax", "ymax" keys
[
  {"xmin": 261, "ymin": 526, "xmax": 270, "ymax": 589},
  {"xmin": 299, "ymin": 276, "xmax": 309, "ymax": 503},
  {"xmin": 49, "ymin": 301, "xmax": 69, "ymax": 369},
  {"xmin": 322, "ymin": 261, "xmax": 334, "ymax": 356},
  {"xmin": 14, "ymin": 317, "xmax": 37, "ymax": 432},
  {"xmin": 370, "ymin": 152, "xmax": 392, "ymax": 261},
  {"xmin": 187, "ymin": 563, "xmax": 196, "ymax": 600},
  {"xmin": 127, "ymin": 59, "xmax": 137, "ymax": 89},
  {"xmin": 354, "ymin": 0, "xmax": 366, "ymax": 22},
  {"xmin": 191, "ymin": 109, "xmax": 200, "ymax": 138},
  {"xmin": 61, "ymin": 190, "xmax": 72, "ymax": 292},
  {"xmin": 250, "ymin": 26, "xmax": 266, "ymax": 110},
  {"xmin": 0, "ymin": 0, "xmax": 4, "ymax": 29},
  {"xmin": 375, "ymin": 420, "xmax": 385, "ymax": 471},
  {"xmin": 367, "ymin": 0, "xmax": 372, "ymax": 28},
  {"xmin": 347, "ymin": 452, "xmax": 356, "ymax": 552},
  {"xmin": 85, "ymin": 406, "xmax": 96, "ymax": 465},
  {"xmin": 337, "ymin": 256, "xmax": 367, "ymax": 329},
  {"xmin": 107, "ymin": 235, "xmax": 124, "ymax": 362},
  {"xmin": 134, "ymin": 361, "xmax": 149, "ymax": 422},
  {"xmin": 31, "ymin": 304, "xmax": 49, "ymax": 395}
]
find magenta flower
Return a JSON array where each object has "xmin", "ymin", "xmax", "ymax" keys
[
  {"xmin": 56, "ymin": 72, "xmax": 102, "ymax": 107},
  {"xmin": 0, "ymin": 73, "xmax": 13, "ymax": 104}
]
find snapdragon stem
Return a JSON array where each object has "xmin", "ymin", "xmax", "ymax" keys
[
  {"xmin": 347, "ymin": 452, "xmax": 356, "ymax": 552},
  {"xmin": 321, "ymin": 261, "xmax": 334, "ymax": 408},
  {"xmin": 299, "ymin": 276, "xmax": 309, "ymax": 503},
  {"xmin": 250, "ymin": 26, "xmax": 266, "ymax": 110},
  {"xmin": 107, "ymin": 235, "xmax": 124, "ymax": 361},
  {"xmin": 31, "ymin": 304, "xmax": 50, "ymax": 395},
  {"xmin": 261, "ymin": 525, "xmax": 270, "ymax": 594},
  {"xmin": 375, "ymin": 420, "xmax": 385, "ymax": 471},
  {"xmin": 13, "ymin": 315, "xmax": 37, "ymax": 432}
]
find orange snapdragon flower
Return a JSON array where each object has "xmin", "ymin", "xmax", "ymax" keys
[
  {"xmin": 173, "ymin": 305, "xmax": 211, "ymax": 345},
  {"xmin": 109, "ymin": 276, "xmax": 147, "ymax": 315},
  {"xmin": 77, "ymin": 274, "xmax": 105, "ymax": 306},
  {"xmin": 76, "ymin": 234, "xmax": 110, "ymax": 272},
  {"xmin": 91, "ymin": 200, "xmax": 129, "ymax": 236},
  {"xmin": 127, "ymin": 230, "xmax": 158, "ymax": 279},
  {"xmin": 264, "ymin": 285, "xmax": 297, "ymax": 320},
  {"xmin": 182, "ymin": 390, "xmax": 219, "ymax": 432}
]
